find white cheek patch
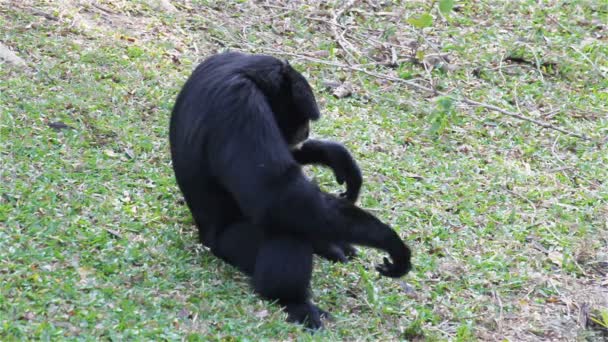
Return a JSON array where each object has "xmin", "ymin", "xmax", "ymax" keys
[{"xmin": 289, "ymin": 141, "xmax": 305, "ymax": 150}]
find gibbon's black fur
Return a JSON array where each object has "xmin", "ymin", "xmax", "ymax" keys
[{"xmin": 170, "ymin": 52, "xmax": 412, "ymax": 329}]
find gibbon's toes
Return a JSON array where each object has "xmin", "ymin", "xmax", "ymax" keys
[{"xmin": 285, "ymin": 302, "xmax": 330, "ymax": 331}]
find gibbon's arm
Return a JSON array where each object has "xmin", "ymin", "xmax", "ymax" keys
[{"xmin": 292, "ymin": 139, "xmax": 362, "ymax": 203}]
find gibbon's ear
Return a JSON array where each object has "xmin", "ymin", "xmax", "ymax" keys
[
  {"xmin": 283, "ymin": 62, "xmax": 321, "ymax": 121},
  {"xmin": 243, "ymin": 62, "xmax": 285, "ymax": 96}
]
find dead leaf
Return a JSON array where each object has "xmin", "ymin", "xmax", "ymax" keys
[
  {"xmin": 103, "ymin": 149, "xmax": 118, "ymax": 158},
  {"xmin": 312, "ymin": 50, "xmax": 330, "ymax": 58},
  {"xmin": 255, "ymin": 310, "xmax": 269, "ymax": 319},
  {"xmin": 48, "ymin": 121, "xmax": 74, "ymax": 130},
  {"xmin": 422, "ymin": 53, "xmax": 450, "ymax": 69},
  {"xmin": 548, "ymin": 251, "xmax": 563, "ymax": 266},
  {"xmin": 399, "ymin": 281, "xmax": 418, "ymax": 299},
  {"xmin": 0, "ymin": 42, "xmax": 26, "ymax": 66},
  {"xmin": 21, "ymin": 312, "xmax": 35, "ymax": 321},
  {"xmin": 120, "ymin": 35, "xmax": 137, "ymax": 43},
  {"xmin": 149, "ymin": 0, "xmax": 177, "ymax": 13},
  {"xmin": 322, "ymin": 80, "xmax": 341, "ymax": 90},
  {"xmin": 77, "ymin": 267, "xmax": 94, "ymax": 285},
  {"xmin": 124, "ymin": 148, "xmax": 135, "ymax": 159},
  {"xmin": 404, "ymin": 173, "xmax": 423, "ymax": 181},
  {"xmin": 178, "ymin": 308, "xmax": 191, "ymax": 319},
  {"xmin": 105, "ymin": 228, "xmax": 121, "ymax": 239},
  {"xmin": 332, "ymin": 82, "xmax": 353, "ymax": 99},
  {"xmin": 457, "ymin": 144, "xmax": 473, "ymax": 153}
]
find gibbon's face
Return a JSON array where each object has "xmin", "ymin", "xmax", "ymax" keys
[{"xmin": 288, "ymin": 121, "xmax": 310, "ymax": 150}]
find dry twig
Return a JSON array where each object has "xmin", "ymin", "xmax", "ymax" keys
[
  {"xmin": 21, "ymin": 6, "xmax": 59, "ymax": 21},
  {"xmin": 330, "ymin": 0, "xmax": 359, "ymax": 64},
  {"xmin": 261, "ymin": 49, "xmax": 592, "ymax": 141}
]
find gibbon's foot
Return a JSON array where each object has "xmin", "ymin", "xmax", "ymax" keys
[
  {"xmin": 284, "ymin": 301, "xmax": 331, "ymax": 330},
  {"xmin": 314, "ymin": 242, "xmax": 357, "ymax": 263}
]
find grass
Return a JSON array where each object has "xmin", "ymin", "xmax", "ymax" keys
[{"xmin": 1, "ymin": 0, "xmax": 607, "ymax": 340}]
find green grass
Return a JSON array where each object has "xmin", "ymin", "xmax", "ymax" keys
[{"xmin": 1, "ymin": 0, "xmax": 607, "ymax": 340}]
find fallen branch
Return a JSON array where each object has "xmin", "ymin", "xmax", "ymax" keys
[
  {"xmin": 457, "ymin": 97, "xmax": 590, "ymax": 140},
  {"xmin": 330, "ymin": 0, "xmax": 358, "ymax": 64},
  {"xmin": 263, "ymin": 49, "xmax": 436, "ymax": 93},
  {"xmin": 23, "ymin": 6, "xmax": 59, "ymax": 21},
  {"xmin": 262, "ymin": 49, "xmax": 592, "ymax": 141}
]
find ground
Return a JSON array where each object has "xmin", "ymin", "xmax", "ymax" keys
[{"xmin": 1, "ymin": 0, "xmax": 607, "ymax": 340}]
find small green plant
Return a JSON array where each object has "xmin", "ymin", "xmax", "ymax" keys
[
  {"xmin": 455, "ymin": 323, "xmax": 475, "ymax": 341},
  {"xmin": 591, "ymin": 308, "xmax": 608, "ymax": 329},
  {"xmin": 407, "ymin": 0, "xmax": 455, "ymax": 29},
  {"xmin": 427, "ymin": 96, "xmax": 456, "ymax": 136},
  {"xmin": 403, "ymin": 319, "xmax": 425, "ymax": 340}
]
